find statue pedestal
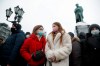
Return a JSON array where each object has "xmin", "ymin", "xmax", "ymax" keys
[{"xmin": 75, "ymin": 22, "xmax": 90, "ymax": 36}]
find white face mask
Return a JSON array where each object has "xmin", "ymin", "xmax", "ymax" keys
[
  {"xmin": 91, "ymin": 29, "xmax": 100, "ymax": 35},
  {"xmin": 26, "ymin": 35, "xmax": 30, "ymax": 38}
]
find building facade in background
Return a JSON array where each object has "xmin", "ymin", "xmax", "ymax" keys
[{"xmin": 0, "ymin": 23, "xmax": 11, "ymax": 43}]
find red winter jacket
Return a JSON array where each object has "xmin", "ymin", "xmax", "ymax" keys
[{"xmin": 20, "ymin": 33, "xmax": 46, "ymax": 66}]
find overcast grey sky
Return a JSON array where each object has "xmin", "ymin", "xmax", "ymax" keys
[{"xmin": 0, "ymin": 0, "xmax": 100, "ymax": 34}]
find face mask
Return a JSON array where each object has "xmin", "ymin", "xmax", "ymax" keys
[
  {"xmin": 53, "ymin": 28, "xmax": 58, "ymax": 32},
  {"xmin": 91, "ymin": 29, "xmax": 100, "ymax": 35},
  {"xmin": 37, "ymin": 31, "xmax": 44, "ymax": 37},
  {"xmin": 26, "ymin": 35, "xmax": 30, "ymax": 38},
  {"xmin": 11, "ymin": 28, "xmax": 16, "ymax": 33}
]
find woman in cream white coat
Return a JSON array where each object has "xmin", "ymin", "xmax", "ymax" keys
[{"xmin": 45, "ymin": 22, "xmax": 72, "ymax": 66}]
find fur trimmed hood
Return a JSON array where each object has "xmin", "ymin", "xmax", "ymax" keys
[{"xmin": 72, "ymin": 37, "xmax": 80, "ymax": 43}]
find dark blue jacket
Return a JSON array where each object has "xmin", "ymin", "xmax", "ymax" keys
[{"xmin": 2, "ymin": 30, "xmax": 26, "ymax": 66}]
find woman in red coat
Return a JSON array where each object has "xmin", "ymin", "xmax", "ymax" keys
[{"xmin": 20, "ymin": 25, "xmax": 46, "ymax": 66}]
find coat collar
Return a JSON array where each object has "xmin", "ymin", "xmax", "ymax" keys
[
  {"xmin": 72, "ymin": 37, "xmax": 80, "ymax": 43},
  {"xmin": 47, "ymin": 31, "xmax": 65, "ymax": 49},
  {"xmin": 30, "ymin": 33, "xmax": 45, "ymax": 41}
]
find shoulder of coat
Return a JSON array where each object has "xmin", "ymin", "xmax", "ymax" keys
[
  {"xmin": 63, "ymin": 32, "xmax": 70, "ymax": 37},
  {"xmin": 47, "ymin": 33, "xmax": 52, "ymax": 38},
  {"xmin": 25, "ymin": 38, "xmax": 33, "ymax": 43}
]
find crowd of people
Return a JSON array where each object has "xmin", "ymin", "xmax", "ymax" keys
[{"xmin": 0, "ymin": 22, "xmax": 100, "ymax": 66}]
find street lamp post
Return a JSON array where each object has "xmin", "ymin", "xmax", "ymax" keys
[{"xmin": 6, "ymin": 6, "xmax": 24, "ymax": 24}]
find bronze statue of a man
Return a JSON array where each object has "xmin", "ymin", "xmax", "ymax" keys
[{"xmin": 74, "ymin": 4, "xmax": 84, "ymax": 23}]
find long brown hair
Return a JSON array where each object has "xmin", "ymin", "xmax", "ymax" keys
[
  {"xmin": 32, "ymin": 25, "xmax": 43, "ymax": 34},
  {"xmin": 51, "ymin": 22, "xmax": 65, "ymax": 44}
]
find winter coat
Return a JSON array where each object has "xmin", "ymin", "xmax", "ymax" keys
[
  {"xmin": 45, "ymin": 31, "xmax": 72, "ymax": 66},
  {"xmin": 81, "ymin": 24, "xmax": 100, "ymax": 66},
  {"xmin": 20, "ymin": 33, "xmax": 46, "ymax": 66},
  {"xmin": 82, "ymin": 35, "xmax": 100, "ymax": 66},
  {"xmin": 69, "ymin": 37, "xmax": 81, "ymax": 66},
  {"xmin": 1, "ymin": 30, "xmax": 26, "ymax": 66},
  {"xmin": 81, "ymin": 33, "xmax": 100, "ymax": 66}
]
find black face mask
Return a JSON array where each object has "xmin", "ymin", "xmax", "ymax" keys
[{"xmin": 11, "ymin": 28, "xmax": 16, "ymax": 33}]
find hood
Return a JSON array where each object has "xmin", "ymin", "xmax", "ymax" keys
[
  {"xmin": 78, "ymin": 32, "xmax": 86, "ymax": 39},
  {"xmin": 89, "ymin": 24, "xmax": 100, "ymax": 33}
]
